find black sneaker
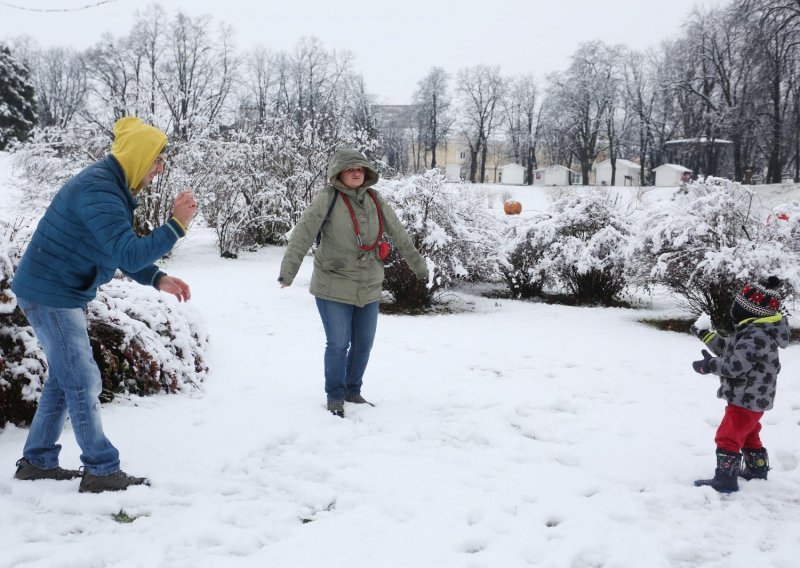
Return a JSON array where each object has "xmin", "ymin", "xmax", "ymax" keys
[
  {"xmin": 345, "ymin": 394, "xmax": 375, "ymax": 406},
  {"xmin": 15, "ymin": 458, "xmax": 81, "ymax": 481},
  {"xmin": 79, "ymin": 470, "xmax": 150, "ymax": 493},
  {"xmin": 327, "ymin": 399, "xmax": 345, "ymax": 418}
]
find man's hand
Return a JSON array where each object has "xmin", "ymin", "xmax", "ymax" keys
[
  {"xmin": 157, "ymin": 275, "xmax": 191, "ymax": 302},
  {"xmin": 172, "ymin": 190, "xmax": 198, "ymax": 228},
  {"xmin": 692, "ymin": 349, "xmax": 713, "ymax": 375}
]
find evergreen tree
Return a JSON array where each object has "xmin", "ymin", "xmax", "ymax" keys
[{"xmin": 0, "ymin": 43, "xmax": 36, "ymax": 150}]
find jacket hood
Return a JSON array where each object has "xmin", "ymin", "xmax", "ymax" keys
[
  {"xmin": 109, "ymin": 117, "xmax": 167, "ymax": 191},
  {"xmin": 740, "ymin": 314, "xmax": 791, "ymax": 349},
  {"xmin": 326, "ymin": 148, "xmax": 379, "ymax": 191}
]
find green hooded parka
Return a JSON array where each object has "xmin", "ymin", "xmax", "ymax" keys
[{"xmin": 279, "ymin": 149, "xmax": 428, "ymax": 307}]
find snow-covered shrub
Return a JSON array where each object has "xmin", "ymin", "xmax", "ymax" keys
[
  {"xmin": 633, "ymin": 177, "xmax": 800, "ymax": 330},
  {"xmin": 498, "ymin": 214, "xmax": 553, "ymax": 299},
  {"xmin": 169, "ymin": 135, "xmax": 294, "ymax": 257},
  {"xmin": 1, "ymin": 224, "xmax": 209, "ymax": 427},
  {"xmin": 0, "ymin": 223, "xmax": 46, "ymax": 427},
  {"xmin": 764, "ymin": 203, "xmax": 800, "ymax": 254},
  {"xmin": 379, "ymin": 170, "xmax": 502, "ymax": 309},
  {"xmin": 177, "ymin": 115, "xmax": 378, "ymax": 257},
  {"xmin": 539, "ymin": 192, "xmax": 635, "ymax": 305},
  {"xmin": 88, "ymin": 277, "xmax": 209, "ymax": 400},
  {"xmin": 10, "ymin": 124, "xmax": 105, "ymax": 208}
]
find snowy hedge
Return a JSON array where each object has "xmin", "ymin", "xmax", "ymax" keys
[
  {"xmin": 498, "ymin": 213, "xmax": 554, "ymax": 299},
  {"xmin": 500, "ymin": 191, "xmax": 636, "ymax": 305},
  {"xmin": 0, "ymin": 225, "xmax": 45, "ymax": 427},
  {"xmin": 0, "ymin": 229, "xmax": 209, "ymax": 428},
  {"xmin": 87, "ymin": 277, "xmax": 209, "ymax": 400},
  {"xmin": 632, "ymin": 177, "xmax": 800, "ymax": 329},
  {"xmin": 379, "ymin": 171, "xmax": 502, "ymax": 309}
]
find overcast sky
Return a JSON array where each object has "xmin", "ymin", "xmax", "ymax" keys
[{"xmin": 0, "ymin": 0, "xmax": 723, "ymax": 105}]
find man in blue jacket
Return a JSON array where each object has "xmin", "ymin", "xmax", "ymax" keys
[{"xmin": 11, "ymin": 116, "xmax": 197, "ymax": 493}]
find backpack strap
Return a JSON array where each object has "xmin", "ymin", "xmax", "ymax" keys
[
  {"xmin": 315, "ymin": 190, "xmax": 339, "ymax": 247},
  {"xmin": 339, "ymin": 189, "xmax": 384, "ymax": 251}
]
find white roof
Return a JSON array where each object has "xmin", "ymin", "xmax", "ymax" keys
[
  {"xmin": 501, "ymin": 163, "xmax": 524, "ymax": 170},
  {"xmin": 592, "ymin": 158, "xmax": 640, "ymax": 170},
  {"xmin": 654, "ymin": 163, "xmax": 692, "ymax": 172},
  {"xmin": 664, "ymin": 137, "xmax": 733, "ymax": 145},
  {"xmin": 545, "ymin": 164, "xmax": 579, "ymax": 174}
]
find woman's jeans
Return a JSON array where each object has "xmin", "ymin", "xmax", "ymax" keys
[
  {"xmin": 315, "ymin": 298, "xmax": 379, "ymax": 401},
  {"xmin": 16, "ymin": 297, "xmax": 120, "ymax": 475}
]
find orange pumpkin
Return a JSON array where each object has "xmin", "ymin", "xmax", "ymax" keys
[{"xmin": 504, "ymin": 200, "xmax": 522, "ymax": 215}]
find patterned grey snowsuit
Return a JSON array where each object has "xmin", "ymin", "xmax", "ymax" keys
[{"xmin": 702, "ymin": 315, "xmax": 790, "ymax": 411}]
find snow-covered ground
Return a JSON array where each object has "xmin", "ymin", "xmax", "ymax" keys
[{"xmin": 2, "ymin": 155, "xmax": 800, "ymax": 567}]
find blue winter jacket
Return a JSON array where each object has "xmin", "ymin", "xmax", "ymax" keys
[{"xmin": 12, "ymin": 155, "xmax": 185, "ymax": 308}]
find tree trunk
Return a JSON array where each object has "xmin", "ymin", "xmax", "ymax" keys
[
  {"xmin": 479, "ymin": 142, "xmax": 488, "ymax": 183},
  {"xmin": 468, "ymin": 147, "xmax": 479, "ymax": 183}
]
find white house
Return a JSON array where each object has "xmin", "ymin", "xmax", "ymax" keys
[
  {"xmin": 532, "ymin": 165, "xmax": 581, "ymax": 186},
  {"xmin": 499, "ymin": 163, "xmax": 525, "ymax": 185},
  {"xmin": 593, "ymin": 159, "xmax": 641, "ymax": 186},
  {"xmin": 653, "ymin": 163, "xmax": 693, "ymax": 187},
  {"xmin": 445, "ymin": 164, "xmax": 462, "ymax": 182}
]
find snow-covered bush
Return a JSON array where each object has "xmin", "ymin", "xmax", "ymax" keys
[
  {"xmin": 764, "ymin": 203, "xmax": 800, "ymax": 254},
  {"xmin": 537, "ymin": 192, "xmax": 635, "ymax": 305},
  {"xmin": 1, "ymin": 225, "xmax": 209, "ymax": 427},
  {"xmin": 633, "ymin": 177, "xmax": 800, "ymax": 330},
  {"xmin": 11, "ymin": 124, "xmax": 105, "ymax": 207},
  {"xmin": 379, "ymin": 170, "xmax": 502, "ymax": 309},
  {"xmin": 498, "ymin": 214, "xmax": 553, "ymax": 299},
  {"xmin": 0, "ymin": 223, "xmax": 45, "ymax": 427},
  {"xmin": 169, "ymin": 135, "xmax": 293, "ymax": 256},
  {"xmin": 88, "ymin": 277, "xmax": 209, "ymax": 400}
]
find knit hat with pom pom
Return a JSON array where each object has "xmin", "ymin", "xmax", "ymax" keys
[{"xmin": 731, "ymin": 276, "xmax": 782, "ymax": 322}]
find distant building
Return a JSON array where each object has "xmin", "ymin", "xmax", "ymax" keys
[
  {"xmin": 653, "ymin": 163, "xmax": 693, "ymax": 187},
  {"xmin": 664, "ymin": 137, "xmax": 734, "ymax": 179},
  {"xmin": 593, "ymin": 159, "xmax": 642, "ymax": 186},
  {"xmin": 532, "ymin": 165, "xmax": 581, "ymax": 186},
  {"xmin": 372, "ymin": 105, "xmax": 511, "ymax": 182},
  {"xmin": 500, "ymin": 163, "xmax": 525, "ymax": 185}
]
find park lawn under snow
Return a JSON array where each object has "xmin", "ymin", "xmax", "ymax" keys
[{"xmin": 2, "ymin": 157, "xmax": 800, "ymax": 567}]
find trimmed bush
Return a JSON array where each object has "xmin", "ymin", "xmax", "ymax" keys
[
  {"xmin": 379, "ymin": 170, "xmax": 502, "ymax": 311},
  {"xmin": 633, "ymin": 177, "xmax": 800, "ymax": 331},
  {"xmin": 1, "ymin": 227, "xmax": 209, "ymax": 427}
]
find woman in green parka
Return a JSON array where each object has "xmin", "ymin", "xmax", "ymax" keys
[{"xmin": 278, "ymin": 149, "xmax": 429, "ymax": 417}]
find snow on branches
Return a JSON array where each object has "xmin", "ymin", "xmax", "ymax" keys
[
  {"xmin": 379, "ymin": 170, "xmax": 502, "ymax": 309},
  {"xmin": 501, "ymin": 190, "xmax": 635, "ymax": 305},
  {"xmin": 633, "ymin": 177, "xmax": 800, "ymax": 329},
  {"xmin": 0, "ymin": 226, "xmax": 209, "ymax": 428}
]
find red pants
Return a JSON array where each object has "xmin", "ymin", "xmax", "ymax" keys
[{"xmin": 715, "ymin": 403, "xmax": 764, "ymax": 453}]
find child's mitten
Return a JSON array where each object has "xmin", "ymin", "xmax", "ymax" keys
[{"xmin": 692, "ymin": 349, "xmax": 713, "ymax": 374}]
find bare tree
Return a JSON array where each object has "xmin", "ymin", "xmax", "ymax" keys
[
  {"xmin": 455, "ymin": 65, "xmax": 506, "ymax": 182},
  {"xmin": 156, "ymin": 11, "xmax": 237, "ymax": 140},
  {"xmin": 413, "ymin": 67, "xmax": 453, "ymax": 170},
  {"xmin": 740, "ymin": 0, "xmax": 800, "ymax": 182},
  {"xmin": 239, "ymin": 47, "xmax": 278, "ymax": 126},
  {"xmin": 29, "ymin": 47, "xmax": 87, "ymax": 129},
  {"xmin": 503, "ymin": 74, "xmax": 541, "ymax": 184},
  {"xmin": 622, "ymin": 49, "xmax": 659, "ymax": 185},
  {"xmin": 545, "ymin": 41, "xmax": 617, "ymax": 185}
]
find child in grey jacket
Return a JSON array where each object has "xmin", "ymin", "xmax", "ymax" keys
[{"xmin": 690, "ymin": 277, "xmax": 790, "ymax": 493}]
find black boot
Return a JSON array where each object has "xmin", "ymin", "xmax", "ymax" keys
[
  {"xmin": 694, "ymin": 449, "xmax": 741, "ymax": 493},
  {"xmin": 740, "ymin": 447, "xmax": 769, "ymax": 480},
  {"xmin": 327, "ymin": 399, "xmax": 345, "ymax": 418}
]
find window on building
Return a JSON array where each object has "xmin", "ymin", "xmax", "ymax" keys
[{"xmin": 458, "ymin": 151, "xmax": 466, "ymax": 160}]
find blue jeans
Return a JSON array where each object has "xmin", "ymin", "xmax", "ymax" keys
[
  {"xmin": 315, "ymin": 298, "xmax": 379, "ymax": 401},
  {"xmin": 17, "ymin": 298, "xmax": 120, "ymax": 475}
]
